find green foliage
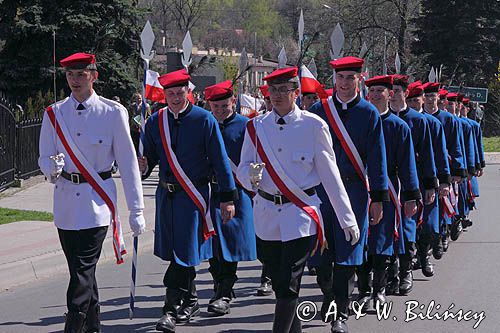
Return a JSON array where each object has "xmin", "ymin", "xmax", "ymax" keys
[
  {"xmin": 0, "ymin": 0, "xmax": 144, "ymax": 105},
  {"xmin": 483, "ymin": 137, "xmax": 500, "ymax": 152},
  {"xmin": 221, "ymin": 58, "xmax": 238, "ymax": 81},
  {"xmin": 0, "ymin": 207, "xmax": 53, "ymax": 225}
]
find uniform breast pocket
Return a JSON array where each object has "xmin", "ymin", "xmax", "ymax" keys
[
  {"xmin": 292, "ymin": 151, "xmax": 314, "ymax": 174},
  {"xmin": 90, "ymin": 136, "xmax": 112, "ymax": 154}
]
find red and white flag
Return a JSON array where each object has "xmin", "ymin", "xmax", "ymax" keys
[
  {"xmin": 300, "ymin": 65, "xmax": 328, "ymax": 98},
  {"xmin": 145, "ymin": 70, "xmax": 166, "ymax": 102}
]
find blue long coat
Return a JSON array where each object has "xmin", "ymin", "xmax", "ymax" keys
[
  {"xmin": 210, "ymin": 113, "xmax": 257, "ymax": 262},
  {"xmin": 422, "ymin": 112, "xmax": 450, "ymax": 235},
  {"xmin": 310, "ymin": 95, "xmax": 389, "ymax": 266},
  {"xmin": 142, "ymin": 104, "xmax": 236, "ymax": 267},
  {"xmin": 466, "ymin": 118, "xmax": 483, "ymax": 198},
  {"xmin": 369, "ymin": 112, "xmax": 420, "ymax": 256},
  {"xmin": 457, "ymin": 117, "xmax": 476, "ymax": 217},
  {"xmin": 393, "ymin": 107, "xmax": 436, "ymax": 244}
]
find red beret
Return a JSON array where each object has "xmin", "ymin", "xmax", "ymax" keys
[
  {"xmin": 422, "ymin": 82, "xmax": 440, "ymax": 93},
  {"xmin": 446, "ymin": 93, "xmax": 458, "ymax": 101},
  {"xmin": 329, "ymin": 56, "xmax": 364, "ymax": 72},
  {"xmin": 463, "ymin": 97, "xmax": 470, "ymax": 106},
  {"xmin": 60, "ymin": 52, "xmax": 96, "ymax": 70},
  {"xmin": 392, "ymin": 74, "xmax": 409, "ymax": 88},
  {"xmin": 158, "ymin": 69, "xmax": 191, "ymax": 89},
  {"xmin": 365, "ymin": 75, "xmax": 393, "ymax": 89},
  {"xmin": 204, "ymin": 80, "xmax": 234, "ymax": 101},
  {"xmin": 259, "ymin": 85, "xmax": 270, "ymax": 98},
  {"xmin": 407, "ymin": 81, "xmax": 424, "ymax": 99},
  {"xmin": 263, "ymin": 67, "xmax": 298, "ymax": 84},
  {"xmin": 438, "ymin": 89, "xmax": 448, "ymax": 99},
  {"xmin": 457, "ymin": 93, "xmax": 464, "ymax": 102}
]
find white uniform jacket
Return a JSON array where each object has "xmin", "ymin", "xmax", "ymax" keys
[
  {"xmin": 38, "ymin": 92, "xmax": 144, "ymax": 230},
  {"xmin": 237, "ymin": 105, "xmax": 356, "ymax": 242}
]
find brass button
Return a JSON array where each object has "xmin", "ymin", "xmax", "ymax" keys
[
  {"xmin": 76, "ymin": 133, "xmax": 81, "ymax": 136},
  {"xmin": 278, "ymin": 148, "xmax": 282, "ymax": 152}
]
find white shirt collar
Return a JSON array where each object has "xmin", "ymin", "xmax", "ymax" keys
[
  {"xmin": 168, "ymin": 102, "xmax": 189, "ymax": 119},
  {"xmin": 335, "ymin": 93, "xmax": 358, "ymax": 110},
  {"xmin": 391, "ymin": 103, "xmax": 407, "ymax": 113},
  {"xmin": 70, "ymin": 91, "xmax": 97, "ymax": 111},
  {"xmin": 272, "ymin": 104, "xmax": 300, "ymax": 124},
  {"xmin": 380, "ymin": 108, "xmax": 390, "ymax": 116}
]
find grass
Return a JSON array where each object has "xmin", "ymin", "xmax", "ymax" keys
[
  {"xmin": 483, "ymin": 137, "xmax": 500, "ymax": 152},
  {"xmin": 0, "ymin": 208, "xmax": 53, "ymax": 225}
]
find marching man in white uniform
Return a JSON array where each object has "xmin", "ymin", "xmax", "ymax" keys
[
  {"xmin": 237, "ymin": 67, "xmax": 358, "ymax": 333},
  {"xmin": 38, "ymin": 52, "xmax": 145, "ymax": 333}
]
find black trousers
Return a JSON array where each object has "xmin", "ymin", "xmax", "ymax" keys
[
  {"xmin": 257, "ymin": 235, "xmax": 314, "ymax": 299},
  {"xmin": 163, "ymin": 261, "xmax": 196, "ymax": 292},
  {"xmin": 58, "ymin": 226, "xmax": 107, "ymax": 314},
  {"xmin": 208, "ymin": 235, "xmax": 238, "ymax": 283}
]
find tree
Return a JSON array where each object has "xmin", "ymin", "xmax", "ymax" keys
[{"xmin": 0, "ymin": 0, "xmax": 143, "ymax": 104}]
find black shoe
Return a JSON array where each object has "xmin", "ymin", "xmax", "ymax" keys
[
  {"xmin": 372, "ymin": 268, "xmax": 388, "ymax": 309},
  {"xmin": 331, "ymin": 318, "xmax": 348, "ymax": 333},
  {"xmin": 355, "ymin": 293, "xmax": 371, "ymax": 313},
  {"xmin": 309, "ymin": 267, "xmax": 317, "ymax": 276},
  {"xmin": 256, "ymin": 281, "xmax": 273, "ymax": 296},
  {"xmin": 412, "ymin": 256, "xmax": 421, "ymax": 270},
  {"xmin": 399, "ymin": 270, "xmax": 413, "ymax": 295},
  {"xmin": 420, "ymin": 256, "xmax": 434, "ymax": 277},
  {"xmin": 176, "ymin": 301, "xmax": 200, "ymax": 323},
  {"xmin": 462, "ymin": 218, "xmax": 473, "ymax": 229},
  {"xmin": 432, "ymin": 236, "xmax": 444, "ymax": 260},
  {"xmin": 156, "ymin": 313, "xmax": 176, "ymax": 332},
  {"xmin": 207, "ymin": 279, "xmax": 234, "ymax": 316},
  {"xmin": 442, "ymin": 235, "xmax": 449, "ymax": 252},
  {"xmin": 450, "ymin": 218, "xmax": 463, "ymax": 241},
  {"xmin": 386, "ymin": 280, "xmax": 399, "ymax": 296},
  {"xmin": 64, "ymin": 312, "xmax": 86, "ymax": 333}
]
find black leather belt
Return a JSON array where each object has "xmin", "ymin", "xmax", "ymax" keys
[
  {"xmin": 61, "ymin": 170, "xmax": 112, "ymax": 184},
  {"xmin": 159, "ymin": 177, "xmax": 209, "ymax": 193},
  {"xmin": 257, "ymin": 188, "xmax": 316, "ymax": 205}
]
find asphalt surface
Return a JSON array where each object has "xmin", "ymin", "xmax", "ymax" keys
[{"xmin": 1, "ymin": 167, "xmax": 499, "ymax": 332}]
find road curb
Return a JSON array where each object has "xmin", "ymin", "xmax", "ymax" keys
[
  {"xmin": 0, "ymin": 229, "xmax": 155, "ymax": 291},
  {"xmin": 485, "ymin": 152, "xmax": 500, "ymax": 165}
]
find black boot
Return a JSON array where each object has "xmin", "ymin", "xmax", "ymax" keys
[
  {"xmin": 450, "ymin": 216, "xmax": 463, "ymax": 241},
  {"xmin": 386, "ymin": 256, "xmax": 399, "ymax": 296},
  {"xmin": 355, "ymin": 269, "xmax": 371, "ymax": 312},
  {"xmin": 84, "ymin": 304, "xmax": 100, "ymax": 333},
  {"xmin": 207, "ymin": 279, "xmax": 235, "ymax": 316},
  {"xmin": 330, "ymin": 299, "xmax": 349, "ymax": 333},
  {"xmin": 156, "ymin": 289, "xmax": 183, "ymax": 332},
  {"xmin": 372, "ymin": 267, "xmax": 387, "ymax": 309},
  {"xmin": 398, "ymin": 255, "xmax": 413, "ymax": 296},
  {"xmin": 317, "ymin": 264, "xmax": 335, "ymax": 322},
  {"xmin": 417, "ymin": 235, "xmax": 434, "ymax": 277},
  {"xmin": 462, "ymin": 218, "xmax": 473, "ymax": 229},
  {"xmin": 176, "ymin": 282, "xmax": 200, "ymax": 323},
  {"xmin": 257, "ymin": 280, "xmax": 273, "ymax": 296},
  {"xmin": 64, "ymin": 311, "xmax": 86, "ymax": 333},
  {"xmin": 432, "ymin": 235, "xmax": 444, "ymax": 260},
  {"xmin": 442, "ymin": 226, "xmax": 450, "ymax": 252},
  {"xmin": 272, "ymin": 297, "xmax": 298, "ymax": 333}
]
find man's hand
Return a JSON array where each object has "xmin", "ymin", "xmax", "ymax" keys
[
  {"xmin": 424, "ymin": 189, "xmax": 436, "ymax": 205},
  {"xmin": 220, "ymin": 201, "xmax": 235, "ymax": 223},
  {"xmin": 129, "ymin": 209, "xmax": 146, "ymax": 237},
  {"xmin": 343, "ymin": 224, "xmax": 360, "ymax": 246},
  {"xmin": 438, "ymin": 183, "xmax": 450, "ymax": 199},
  {"xmin": 138, "ymin": 156, "xmax": 148, "ymax": 174},
  {"xmin": 477, "ymin": 169, "xmax": 484, "ymax": 177},
  {"xmin": 369, "ymin": 202, "xmax": 383, "ymax": 225},
  {"xmin": 404, "ymin": 200, "xmax": 417, "ymax": 218},
  {"xmin": 249, "ymin": 162, "xmax": 265, "ymax": 188}
]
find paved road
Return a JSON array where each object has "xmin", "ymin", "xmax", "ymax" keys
[{"xmin": 1, "ymin": 167, "xmax": 499, "ymax": 332}]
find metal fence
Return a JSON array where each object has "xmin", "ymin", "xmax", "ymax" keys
[{"xmin": 0, "ymin": 92, "xmax": 43, "ymax": 191}]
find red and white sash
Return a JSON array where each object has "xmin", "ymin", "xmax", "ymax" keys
[
  {"xmin": 246, "ymin": 120, "xmax": 326, "ymax": 249},
  {"xmin": 387, "ymin": 179, "xmax": 401, "ymax": 240},
  {"xmin": 46, "ymin": 106, "xmax": 126, "ymax": 264},
  {"xmin": 158, "ymin": 108, "xmax": 215, "ymax": 241},
  {"xmin": 321, "ymin": 97, "xmax": 369, "ymax": 189}
]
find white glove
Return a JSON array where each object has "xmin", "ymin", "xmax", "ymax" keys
[
  {"xmin": 343, "ymin": 224, "xmax": 360, "ymax": 246},
  {"xmin": 249, "ymin": 162, "xmax": 265, "ymax": 188},
  {"xmin": 129, "ymin": 209, "xmax": 146, "ymax": 237},
  {"xmin": 49, "ymin": 153, "xmax": 65, "ymax": 178}
]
